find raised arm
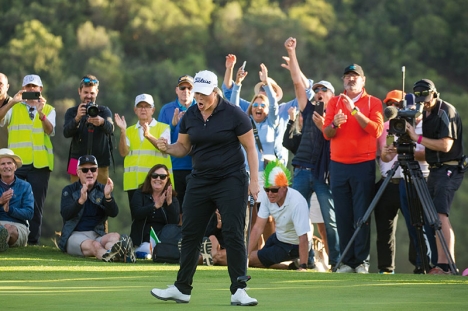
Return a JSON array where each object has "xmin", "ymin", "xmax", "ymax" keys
[{"xmin": 284, "ymin": 38, "xmax": 308, "ymax": 112}]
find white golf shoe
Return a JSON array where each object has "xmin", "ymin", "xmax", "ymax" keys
[
  {"xmin": 150, "ymin": 285, "xmax": 190, "ymax": 303},
  {"xmin": 231, "ymin": 288, "xmax": 258, "ymax": 306}
]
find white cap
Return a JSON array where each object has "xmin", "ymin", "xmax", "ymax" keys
[
  {"xmin": 134, "ymin": 94, "xmax": 154, "ymax": 107},
  {"xmin": 311, "ymin": 80, "xmax": 335, "ymax": 94},
  {"xmin": 22, "ymin": 74, "xmax": 43, "ymax": 87},
  {"xmin": 193, "ymin": 70, "xmax": 218, "ymax": 95}
]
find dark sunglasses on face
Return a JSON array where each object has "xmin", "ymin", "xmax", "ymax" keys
[
  {"xmin": 81, "ymin": 77, "xmax": 99, "ymax": 85},
  {"xmin": 414, "ymin": 90, "xmax": 431, "ymax": 97},
  {"xmin": 264, "ymin": 187, "xmax": 280, "ymax": 193},
  {"xmin": 252, "ymin": 102, "xmax": 266, "ymax": 108},
  {"xmin": 385, "ymin": 100, "xmax": 400, "ymax": 107},
  {"xmin": 80, "ymin": 167, "xmax": 98, "ymax": 173},
  {"xmin": 179, "ymin": 86, "xmax": 192, "ymax": 91},
  {"xmin": 313, "ymin": 87, "xmax": 328, "ymax": 93},
  {"xmin": 151, "ymin": 173, "xmax": 168, "ymax": 180}
]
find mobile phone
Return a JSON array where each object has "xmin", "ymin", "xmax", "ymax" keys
[
  {"xmin": 22, "ymin": 91, "xmax": 41, "ymax": 100},
  {"xmin": 240, "ymin": 61, "xmax": 246, "ymax": 71},
  {"xmin": 315, "ymin": 101, "xmax": 324, "ymax": 116}
]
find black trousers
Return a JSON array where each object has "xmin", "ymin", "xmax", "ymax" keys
[
  {"xmin": 175, "ymin": 169, "xmax": 248, "ymax": 295},
  {"xmin": 374, "ymin": 178, "xmax": 401, "ymax": 272},
  {"xmin": 15, "ymin": 165, "xmax": 51, "ymax": 245},
  {"xmin": 173, "ymin": 170, "xmax": 191, "ymax": 214}
]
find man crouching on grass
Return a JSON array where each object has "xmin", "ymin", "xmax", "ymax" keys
[
  {"xmin": 248, "ymin": 160, "xmax": 312, "ymax": 271},
  {"xmin": 58, "ymin": 155, "xmax": 135, "ymax": 263}
]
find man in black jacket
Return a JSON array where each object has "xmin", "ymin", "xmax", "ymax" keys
[{"xmin": 63, "ymin": 75, "xmax": 114, "ymax": 184}]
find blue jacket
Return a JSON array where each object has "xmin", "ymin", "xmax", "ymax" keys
[
  {"xmin": 157, "ymin": 98, "xmax": 196, "ymax": 170},
  {"xmin": 0, "ymin": 177, "xmax": 34, "ymax": 226},
  {"xmin": 58, "ymin": 181, "xmax": 118, "ymax": 252}
]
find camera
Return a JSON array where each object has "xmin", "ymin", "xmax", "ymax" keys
[
  {"xmin": 385, "ymin": 94, "xmax": 422, "ymax": 141},
  {"xmin": 85, "ymin": 102, "xmax": 99, "ymax": 117},
  {"xmin": 22, "ymin": 91, "xmax": 41, "ymax": 100}
]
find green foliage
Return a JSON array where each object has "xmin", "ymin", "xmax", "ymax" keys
[{"xmin": 0, "ymin": 0, "xmax": 468, "ymax": 274}]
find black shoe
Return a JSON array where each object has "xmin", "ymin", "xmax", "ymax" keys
[{"xmin": 413, "ymin": 266, "xmax": 425, "ymax": 274}]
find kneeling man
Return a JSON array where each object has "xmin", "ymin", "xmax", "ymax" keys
[{"xmin": 248, "ymin": 160, "xmax": 312, "ymax": 270}]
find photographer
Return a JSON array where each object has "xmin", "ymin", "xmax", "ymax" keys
[
  {"xmin": 63, "ymin": 75, "xmax": 114, "ymax": 184},
  {"xmin": 405, "ymin": 79, "xmax": 464, "ymax": 275}
]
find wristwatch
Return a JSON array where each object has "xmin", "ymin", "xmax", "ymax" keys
[
  {"xmin": 331, "ymin": 122, "xmax": 339, "ymax": 129},
  {"xmin": 351, "ymin": 106, "xmax": 360, "ymax": 116}
]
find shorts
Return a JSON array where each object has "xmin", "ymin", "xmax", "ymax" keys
[
  {"xmin": 427, "ymin": 166, "xmax": 464, "ymax": 216},
  {"xmin": 309, "ymin": 193, "xmax": 324, "ymax": 223},
  {"xmin": 257, "ymin": 233, "xmax": 298, "ymax": 267},
  {"xmin": 66, "ymin": 231, "xmax": 103, "ymax": 256},
  {"xmin": 0, "ymin": 221, "xmax": 29, "ymax": 247}
]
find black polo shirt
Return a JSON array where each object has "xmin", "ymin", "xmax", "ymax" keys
[
  {"xmin": 422, "ymin": 99, "xmax": 463, "ymax": 165},
  {"xmin": 180, "ymin": 95, "xmax": 252, "ymax": 179}
]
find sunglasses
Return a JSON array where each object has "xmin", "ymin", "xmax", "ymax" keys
[
  {"xmin": 313, "ymin": 87, "xmax": 328, "ymax": 93},
  {"xmin": 80, "ymin": 167, "xmax": 98, "ymax": 173},
  {"xmin": 151, "ymin": 173, "xmax": 168, "ymax": 180},
  {"xmin": 385, "ymin": 100, "xmax": 400, "ymax": 107},
  {"xmin": 29, "ymin": 107, "xmax": 34, "ymax": 120},
  {"xmin": 264, "ymin": 187, "xmax": 280, "ymax": 193},
  {"xmin": 81, "ymin": 77, "xmax": 99, "ymax": 85},
  {"xmin": 252, "ymin": 103, "xmax": 266, "ymax": 108},
  {"xmin": 179, "ymin": 86, "xmax": 192, "ymax": 91},
  {"xmin": 414, "ymin": 90, "xmax": 432, "ymax": 97}
]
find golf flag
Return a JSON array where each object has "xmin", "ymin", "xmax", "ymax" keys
[{"xmin": 149, "ymin": 227, "xmax": 161, "ymax": 255}]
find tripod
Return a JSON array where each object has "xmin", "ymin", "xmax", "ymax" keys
[{"xmin": 333, "ymin": 144, "xmax": 458, "ymax": 275}]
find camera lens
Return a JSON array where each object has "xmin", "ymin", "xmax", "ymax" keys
[{"xmin": 86, "ymin": 104, "xmax": 99, "ymax": 117}]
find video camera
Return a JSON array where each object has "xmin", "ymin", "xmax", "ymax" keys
[
  {"xmin": 385, "ymin": 93, "xmax": 422, "ymax": 137},
  {"xmin": 86, "ymin": 102, "xmax": 99, "ymax": 117}
]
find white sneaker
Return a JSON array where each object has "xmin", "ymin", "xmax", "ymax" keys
[
  {"xmin": 150, "ymin": 285, "xmax": 190, "ymax": 303},
  {"xmin": 336, "ymin": 264, "xmax": 355, "ymax": 273},
  {"xmin": 231, "ymin": 288, "xmax": 258, "ymax": 306},
  {"xmin": 355, "ymin": 264, "xmax": 369, "ymax": 274}
]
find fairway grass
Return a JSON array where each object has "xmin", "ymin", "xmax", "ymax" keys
[{"xmin": 1, "ymin": 246, "xmax": 467, "ymax": 310}]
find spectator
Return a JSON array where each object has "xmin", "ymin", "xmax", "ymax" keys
[
  {"xmin": 323, "ymin": 64, "xmax": 384, "ymax": 273},
  {"xmin": 405, "ymin": 79, "xmax": 464, "ymax": 275},
  {"xmin": 130, "ymin": 164, "xmax": 179, "ymax": 257},
  {"xmin": 152, "ymin": 70, "xmax": 259, "ymax": 306},
  {"xmin": 248, "ymin": 160, "xmax": 312, "ymax": 270},
  {"xmin": 0, "ymin": 73, "xmax": 13, "ymax": 148},
  {"xmin": 284, "ymin": 37, "xmax": 340, "ymax": 269},
  {"xmin": 158, "ymin": 75, "xmax": 196, "ymax": 220},
  {"xmin": 58, "ymin": 155, "xmax": 135, "ymax": 262},
  {"xmin": 379, "ymin": 91, "xmax": 436, "ymax": 274},
  {"xmin": 0, "ymin": 149, "xmax": 34, "ymax": 251},
  {"xmin": 0, "ymin": 74, "xmax": 55, "ymax": 245},
  {"xmin": 115, "ymin": 94, "xmax": 172, "ymax": 205},
  {"xmin": 63, "ymin": 75, "xmax": 114, "ymax": 184}
]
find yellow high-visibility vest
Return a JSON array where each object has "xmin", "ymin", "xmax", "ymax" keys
[
  {"xmin": 123, "ymin": 122, "xmax": 173, "ymax": 190},
  {"xmin": 8, "ymin": 104, "xmax": 54, "ymax": 170}
]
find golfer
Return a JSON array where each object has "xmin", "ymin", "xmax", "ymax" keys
[{"xmin": 152, "ymin": 70, "xmax": 259, "ymax": 306}]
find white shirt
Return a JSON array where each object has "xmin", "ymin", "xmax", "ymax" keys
[
  {"xmin": 258, "ymin": 187, "xmax": 312, "ymax": 245},
  {"xmin": 125, "ymin": 118, "xmax": 170, "ymax": 146},
  {"xmin": 0, "ymin": 102, "xmax": 56, "ymax": 136}
]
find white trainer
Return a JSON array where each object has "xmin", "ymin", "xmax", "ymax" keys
[
  {"xmin": 150, "ymin": 285, "xmax": 190, "ymax": 303},
  {"xmin": 336, "ymin": 264, "xmax": 355, "ymax": 273},
  {"xmin": 231, "ymin": 288, "xmax": 258, "ymax": 306},
  {"xmin": 355, "ymin": 264, "xmax": 369, "ymax": 274}
]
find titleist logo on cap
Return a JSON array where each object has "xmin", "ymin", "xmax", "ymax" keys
[{"xmin": 194, "ymin": 77, "xmax": 212, "ymax": 84}]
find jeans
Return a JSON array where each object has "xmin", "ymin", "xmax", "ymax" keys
[{"xmin": 292, "ymin": 167, "xmax": 340, "ymax": 266}]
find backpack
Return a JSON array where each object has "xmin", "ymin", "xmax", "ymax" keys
[{"xmin": 152, "ymin": 224, "xmax": 182, "ymax": 263}]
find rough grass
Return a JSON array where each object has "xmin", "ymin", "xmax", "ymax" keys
[{"xmin": 1, "ymin": 246, "xmax": 467, "ymax": 310}]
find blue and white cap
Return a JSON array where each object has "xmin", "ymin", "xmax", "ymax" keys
[{"xmin": 22, "ymin": 74, "xmax": 43, "ymax": 87}]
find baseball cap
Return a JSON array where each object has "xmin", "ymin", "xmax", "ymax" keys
[
  {"xmin": 254, "ymin": 78, "xmax": 284, "ymax": 102},
  {"xmin": 383, "ymin": 90, "xmax": 405, "ymax": 105},
  {"xmin": 78, "ymin": 155, "xmax": 98, "ymax": 166},
  {"xmin": 413, "ymin": 79, "xmax": 437, "ymax": 102},
  {"xmin": 311, "ymin": 80, "xmax": 335, "ymax": 94},
  {"xmin": 22, "ymin": 74, "xmax": 43, "ymax": 87},
  {"xmin": 193, "ymin": 70, "xmax": 218, "ymax": 95},
  {"xmin": 134, "ymin": 93, "xmax": 154, "ymax": 107},
  {"xmin": 177, "ymin": 75, "xmax": 194, "ymax": 86},
  {"xmin": 343, "ymin": 64, "xmax": 364, "ymax": 76}
]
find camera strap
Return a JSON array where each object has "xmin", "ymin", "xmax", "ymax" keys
[
  {"xmin": 87, "ymin": 122, "xmax": 94, "ymax": 155},
  {"xmin": 250, "ymin": 118, "xmax": 263, "ymax": 153}
]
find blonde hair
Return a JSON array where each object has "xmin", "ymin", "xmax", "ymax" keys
[{"xmin": 247, "ymin": 94, "xmax": 269, "ymax": 116}]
